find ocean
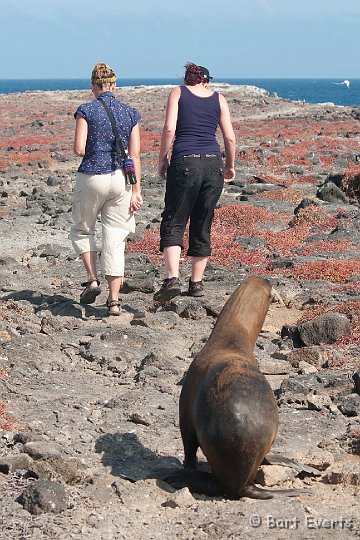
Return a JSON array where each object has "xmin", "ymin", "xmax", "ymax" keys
[{"xmin": 0, "ymin": 78, "xmax": 359, "ymax": 107}]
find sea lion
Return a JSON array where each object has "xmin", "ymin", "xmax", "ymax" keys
[{"xmin": 173, "ymin": 275, "xmax": 305, "ymax": 499}]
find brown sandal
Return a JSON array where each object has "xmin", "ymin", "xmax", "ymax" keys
[
  {"xmin": 80, "ymin": 278, "xmax": 101, "ymax": 305},
  {"xmin": 106, "ymin": 299, "xmax": 121, "ymax": 316}
]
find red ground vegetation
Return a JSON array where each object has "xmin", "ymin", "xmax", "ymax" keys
[
  {"xmin": 333, "ymin": 282, "xmax": 360, "ymax": 293},
  {"xmin": 210, "ymin": 229, "xmax": 268, "ymax": 267},
  {"xmin": 128, "ymin": 205, "xmax": 277, "ymax": 267},
  {"xmin": 0, "ymin": 368, "xmax": 18, "ymax": 431},
  {"xmin": 140, "ymin": 128, "xmax": 161, "ymax": 153},
  {"xmin": 348, "ymin": 427, "xmax": 360, "ymax": 441},
  {"xmin": 299, "ymin": 300, "xmax": 360, "ymax": 324},
  {"xmin": 235, "ymin": 118, "xmax": 359, "ymax": 143},
  {"xmin": 0, "ymin": 95, "xmax": 74, "ymax": 171},
  {"xmin": 128, "ymin": 228, "xmax": 162, "ymax": 265},
  {"xmin": 285, "ymin": 259, "xmax": 360, "ymax": 283},
  {"xmin": 0, "ymin": 402, "xmax": 17, "ymax": 431},
  {"xmin": 233, "ymin": 116, "xmax": 360, "ymax": 185},
  {"xmin": 289, "ymin": 205, "xmax": 338, "ymax": 229},
  {"xmin": 0, "ymin": 354, "xmax": 18, "ymax": 430},
  {"xmin": 249, "ymin": 174, "xmax": 319, "ymax": 187},
  {"xmin": 128, "ymin": 204, "xmax": 278, "ymax": 266},
  {"xmin": 0, "ymin": 136, "xmax": 54, "ymax": 148},
  {"xmin": 256, "ymin": 187, "xmax": 305, "ymax": 204},
  {"xmin": 214, "ymin": 204, "xmax": 277, "ymax": 233},
  {"xmin": 262, "ymin": 228, "xmax": 309, "ymax": 255},
  {"xmin": 210, "ymin": 205, "xmax": 278, "ymax": 267},
  {"xmin": 128, "ymin": 201, "xmax": 354, "ymax": 273},
  {"xmin": 298, "ymin": 239, "xmax": 353, "ymax": 256}
]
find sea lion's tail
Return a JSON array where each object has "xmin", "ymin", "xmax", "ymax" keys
[
  {"xmin": 242, "ymin": 484, "xmax": 309, "ymax": 499},
  {"xmin": 148, "ymin": 469, "xmax": 309, "ymax": 499}
]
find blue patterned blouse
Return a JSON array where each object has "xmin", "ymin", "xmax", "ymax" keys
[{"xmin": 74, "ymin": 91, "xmax": 141, "ymax": 175}]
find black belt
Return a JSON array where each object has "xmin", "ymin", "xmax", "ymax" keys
[{"xmin": 182, "ymin": 153, "xmax": 220, "ymax": 158}]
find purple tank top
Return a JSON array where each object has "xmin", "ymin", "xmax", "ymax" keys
[{"xmin": 171, "ymin": 86, "xmax": 221, "ymax": 159}]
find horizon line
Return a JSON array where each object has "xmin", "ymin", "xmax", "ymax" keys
[{"xmin": 0, "ymin": 76, "xmax": 359, "ymax": 81}]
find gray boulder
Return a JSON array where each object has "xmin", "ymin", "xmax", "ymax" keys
[
  {"xmin": 317, "ymin": 182, "xmax": 349, "ymax": 203},
  {"xmin": 337, "ymin": 394, "xmax": 360, "ymax": 417},
  {"xmin": 297, "ymin": 312, "xmax": 351, "ymax": 346},
  {"xmin": 18, "ymin": 480, "xmax": 68, "ymax": 515}
]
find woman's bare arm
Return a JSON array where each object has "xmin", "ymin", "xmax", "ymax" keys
[
  {"xmin": 128, "ymin": 123, "xmax": 143, "ymax": 211},
  {"xmin": 158, "ymin": 86, "xmax": 181, "ymax": 179},
  {"xmin": 128, "ymin": 123, "xmax": 141, "ymax": 188},
  {"xmin": 73, "ymin": 115, "xmax": 88, "ymax": 156},
  {"xmin": 218, "ymin": 94, "xmax": 236, "ymax": 181}
]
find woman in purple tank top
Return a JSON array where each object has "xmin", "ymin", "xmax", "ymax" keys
[{"xmin": 154, "ymin": 63, "xmax": 236, "ymax": 301}]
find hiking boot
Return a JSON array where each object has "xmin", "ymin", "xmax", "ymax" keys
[
  {"xmin": 188, "ymin": 279, "xmax": 204, "ymax": 297},
  {"xmin": 153, "ymin": 277, "xmax": 181, "ymax": 302}
]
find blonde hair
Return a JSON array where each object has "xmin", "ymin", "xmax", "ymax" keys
[{"xmin": 91, "ymin": 63, "xmax": 117, "ymax": 89}]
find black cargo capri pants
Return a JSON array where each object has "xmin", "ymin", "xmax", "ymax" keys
[{"xmin": 160, "ymin": 155, "xmax": 224, "ymax": 257}]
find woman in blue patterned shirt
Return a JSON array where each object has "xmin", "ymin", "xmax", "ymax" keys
[{"xmin": 71, "ymin": 62, "xmax": 143, "ymax": 315}]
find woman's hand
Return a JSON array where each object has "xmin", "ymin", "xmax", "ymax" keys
[
  {"xmin": 130, "ymin": 191, "xmax": 143, "ymax": 212},
  {"xmin": 158, "ymin": 159, "xmax": 168, "ymax": 180},
  {"xmin": 224, "ymin": 165, "xmax": 235, "ymax": 183}
]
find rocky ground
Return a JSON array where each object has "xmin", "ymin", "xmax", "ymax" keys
[{"xmin": 0, "ymin": 84, "xmax": 359, "ymax": 539}]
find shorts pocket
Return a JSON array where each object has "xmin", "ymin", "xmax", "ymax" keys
[
  {"xmin": 210, "ymin": 164, "xmax": 224, "ymax": 187},
  {"xmin": 167, "ymin": 162, "xmax": 190, "ymax": 188},
  {"xmin": 173, "ymin": 162, "xmax": 190, "ymax": 174},
  {"xmin": 163, "ymin": 164, "xmax": 190, "ymax": 216},
  {"xmin": 210, "ymin": 164, "xmax": 224, "ymax": 175}
]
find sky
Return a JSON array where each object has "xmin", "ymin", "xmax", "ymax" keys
[{"xmin": 1, "ymin": 0, "xmax": 359, "ymax": 79}]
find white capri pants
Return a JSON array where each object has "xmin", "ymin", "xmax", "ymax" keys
[{"xmin": 70, "ymin": 169, "xmax": 135, "ymax": 277}]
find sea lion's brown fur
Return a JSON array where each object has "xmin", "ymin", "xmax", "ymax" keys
[{"xmin": 179, "ymin": 276, "xmax": 281, "ymax": 498}]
